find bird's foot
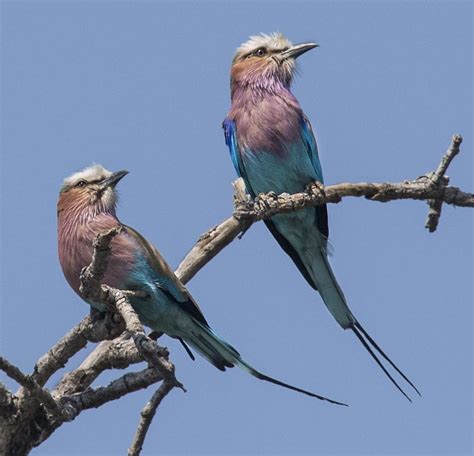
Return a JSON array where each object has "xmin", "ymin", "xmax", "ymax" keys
[
  {"xmin": 255, "ymin": 191, "xmax": 279, "ymax": 215},
  {"xmin": 306, "ymin": 181, "xmax": 325, "ymax": 199},
  {"xmin": 148, "ymin": 331, "xmax": 164, "ymax": 340},
  {"xmin": 89, "ymin": 307, "xmax": 106, "ymax": 322}
]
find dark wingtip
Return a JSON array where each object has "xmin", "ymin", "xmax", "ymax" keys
[{"xmin": 351, "ymin": 325, "xmax": 414, "ymax": 402}]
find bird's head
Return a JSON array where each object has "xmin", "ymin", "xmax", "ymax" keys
[
  {"xmin": 57, "ymin": 164, "xmax": 128, "ymax": 218},
  {"xmin": 230, "ymin": 32, "xmax": 317, "ymax": 97}
]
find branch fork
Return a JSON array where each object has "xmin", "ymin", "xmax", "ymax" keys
[{"xmin": 424, "ymin": 134, "xmax": 463, "ymax": 232}]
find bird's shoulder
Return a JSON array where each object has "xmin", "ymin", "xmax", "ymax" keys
[
  {"xmin": 121, "ymin": 224, "xmax": 210, "ymax": 326},
  {"xmin": 222, "ymin": 117, "xmax": 236, "ymax": 146},
  {"xmin": 121, "ymin": 225, "xmax": 186, "ymax": 294}
]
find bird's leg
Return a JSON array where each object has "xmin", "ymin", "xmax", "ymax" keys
[
  {"xmin": 102, "ymin": 310, "xmax": 123, "ymax": 332},
  {"xmin": 148, "ymin": 331, "xmax": 164, "ymax": 341},
  {"xmin": 89, "ymin": 306, "xmax": 106, "ymax": 322}
]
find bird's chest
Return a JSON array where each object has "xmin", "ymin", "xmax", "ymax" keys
[
  {"xmin": 59, "ymin": 229, "xmax": 133, "ymax": 298},
  {"xmin": 235, "ymin": 99, "xmax": 301, "ymax": 157},
  {"xmin": 59, "ymin": 232, "xmax": 94, "ymax": 295},
  {"xmin": 241, "ymin": 142, "xmax": 317, "ymax": 197}
]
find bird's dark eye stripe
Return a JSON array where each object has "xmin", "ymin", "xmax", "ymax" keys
[
  {"xmin": 244, "ymin": 47, "xmax": 267, "ymax": 59},
  {"xmin": 244, "ymin": 47, "xmax": 290, "ymax": 60},
  {"xmin": 75, "ymin": 178, "xmax": 105, "ymax": 187}
]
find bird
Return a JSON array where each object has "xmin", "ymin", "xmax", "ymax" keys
[
  {"xmin": 57, "ymin": 164, "xmax": 346, "ymax": 406},
  {"xmin": 223, "ymin": 32, "xmax": 420, "ymax": 401}
]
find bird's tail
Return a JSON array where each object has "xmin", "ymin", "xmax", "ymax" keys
[
  {"xmin": 183, "ymin": 320, "xmax": 347, "ymax": 406},
  {"xmin": 307, "ymin": 248, "xmax": 421, "ymax": 401}
]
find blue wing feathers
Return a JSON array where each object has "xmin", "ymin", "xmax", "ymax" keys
[
  {"xmin": 300, "ymin": 117, "xmax": 324, "ymax": 184},
  {"xmin": 223, "ymin": 118, "xmax": 242, "ymax": 178}
]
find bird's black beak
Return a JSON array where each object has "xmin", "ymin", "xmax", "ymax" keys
[
  {"xmin": 280, "ymin": 42, "xmax": 318, "ymax": 60},
  {"xmin": 100, "ymin": 170, "xmax": 129, "ymax": 189}
]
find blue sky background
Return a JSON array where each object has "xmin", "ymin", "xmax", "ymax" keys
[{"xmin": 1, "ymin": 1, "xmax": 472, "ymax": 455}]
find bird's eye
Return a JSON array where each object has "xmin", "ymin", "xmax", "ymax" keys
[
  {"xmin": 76, "ymin": 180, "xmax": 87, "ymax": 188},
  {"xmin": 254, "ymin": 47, "xmax": 267, "ymax": 57}
]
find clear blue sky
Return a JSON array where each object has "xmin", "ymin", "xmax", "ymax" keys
[{"xmin": 1, "ymin": 1, "xmax": 472, "ymax": 455}]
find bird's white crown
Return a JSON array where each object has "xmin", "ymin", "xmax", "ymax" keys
[
  {"xmin": 234, "ymin": 32, "xmax": 292, "ymax": 60},
  {"xmin": 60, "ymin": 164, "xmax": 112, "ymax": 192}
]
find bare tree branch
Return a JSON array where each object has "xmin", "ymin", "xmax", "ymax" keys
[
  {"xmin": 53, "ymin": 334, "xmax": 141, "ymax": 397},
  {"xmin": 177, "ymin": 134, "xmax": 470, "ymax": 282},
  {"xmin": 32, "ymin": 314, "xmax": 125, "ymax": 388},
  {"xmin": 176, "ymin": 179, "xmax": 251, "ymax": 283},
  {"xmin": 0, "ymin": 356, "xmax": 64, "ymax": 419},
  {"xmin": 431, "ymin": 134, "xmax": 463, "ymax": 185},
  {"xmin": 128, "ymin": 380, "xmax": 176, "ymax": 456},
  {"xmin": 106, "ymin": 287, "xmax": 182, "ymax": 389},
  {"xmin": 59, "ymin": 367, "xmax": 164, "ymax": 418},
  {"xmin": 425, "ymin": 134, "xmax": 463, "ymax": 232},
  {"xmin": 79, "ymin": 226, "xmax": 124, "ymax": 300},
  {"xmin": 31, "ymin": 367, "xmax": 166, "ymax": 448}
]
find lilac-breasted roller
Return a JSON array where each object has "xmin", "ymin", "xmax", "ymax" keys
[
  {"xmin": 223, "ymin": 33, "xmax": 420, "ymax": 401},
  {"xmin": 57, "ymin": 164, "xmax": 346, "ymax": 405}
]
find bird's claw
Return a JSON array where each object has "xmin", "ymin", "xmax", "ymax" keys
[
  {"xmin": 89, "ymin": 307, "xmax": 106, "ymax": 322},
  {"xmin": 148, "ymin": 331, "xmax": 164, "ymax": 340},
  {"xmin": 306, "ymin": 181, "xmax": 325, "ymax": 198},
  {"xmin": 256, "ymin": 191, "xmax": 278, "ymax": 208}
]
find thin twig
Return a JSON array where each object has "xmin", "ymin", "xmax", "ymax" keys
[
  {"xmin": 79, "ymin": 226, "xmax": 123, "ymax": 299},
  {"xmin": 59, "ymin": 367, "xmax": 164, "ymax": 419},
  {"xmin": 106, "ymin": 287, "xmax": 182, "ymax": 389},
  {"xmin": 32, "ymin": 314, "xmax": 125, "ymax": 387},
  {"xmin": 33, "ymin": 367, "xmax": 166, "ymax": 448},
  {"xmin": 128, "ymin": 380, "xmax": 175, "ymax": 456},
  {"xmin": 175, "ymin": 179, "xmax": 251, "ymax": 283},
  {"xmin": 425, "ymin": 134, "xmax": 463, "ymax": 232},
  {"xmin": 52, "ymin": 334, "xmax": 141, "ymax": 397},
  {"xmin": 431, "ymin": 134, "xmax": 463, "ymax": 185}
]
